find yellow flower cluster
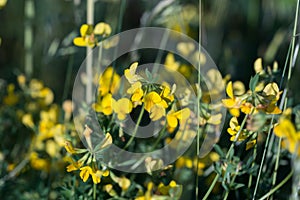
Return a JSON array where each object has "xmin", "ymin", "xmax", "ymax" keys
[
  {"xmin": 222, "ymin": 81, "xmax": 281, "ymax": 117},
  {"xmin": 274, "ymin": 109, "xmax": 300, "ymax": 156},
  {"xmin": 73, "ymin": 22, "xmax": 112, "ymax": 47}
]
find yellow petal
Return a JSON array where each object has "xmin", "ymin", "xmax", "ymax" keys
[
  {"xmin": 73, "ymin": 37, "xmax": 87, "ymax": 47},
  {"xmin": 246, "ymin": 140, "xmax": 256, "ymax": 150},
  {"xmin": 254, "ymin": 58, "xmax": 264, "ymax": 74},
  {"xmin": 174, "ymin": 108, "xmax": 190, "ymax": 121},
  {"xmin": 274, "ymin": 119, "xmax": 297, "ymax": 139},
  {"xmin": 167, "ymin": 112, "xmax": 178, "ymax": 128},
  {"xmin": 80, "ymin": 166, "xmax": 92, "ymax": 182},
  {"xmin": 94, "ymin": 22, "xmax": 105, "ymax": 35},
  {"xmin": 226, "ymin": 81, "xmax": 234, "ymax": 99},
  {"xmin": 165, "ymin": 53, "xmax": 180, "ymax": 71},
  {"xmin": 229, "ymin": 108, "xmax": 240, "ymax": 117},
  {"xmin": 118, "ymin": 177, "xmax": 131, "ymax": 191},
  {"xmin": 150, "ymin": 104, "xmax": 165, "ymax": 121},
  {"xmin": 222, "ymin": 99, "xmax": 236, "ymax": 107},
  {"xmin": 233, "ymin": 81, "xmax": 245, "ymax": 95},
  {"xmin": 80, "ymin": 24, "xmax": 93, "ymax": 37},
  {"xmin": 144, "ymin": 92, "xmax": 161, "ymax": 112}
]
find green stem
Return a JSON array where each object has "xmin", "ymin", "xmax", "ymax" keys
[
  {"xmin": 248, "ymin": 132, "xmax": 258, "ymax": 189},
  {"xmin": 93, "ymin": 183, "xmax": 96, "ymax": 199},
  {"xmin": 202, "ymin": 173, "xmax": 220, "ymax": 200},
  {"xmin": 258, "ymin": 170, "xmax": 293, "ymax": 200},
  {"xmin": 24, "ymin": 0, "xmax": 35, "ymax": 78},
  {"xmin": 252, "ymin": 117, "xmax": 274, "ymax": 200},
  {"xmin": 272, "ymin": 137, "xmax": 282, "ymax": 186},
  {"xmin": 86, "ymin": 0, "xmax": 94, "ymax": 104},
  {"xmin": 203, "ymin": 114, "xmax": 248, "ymax": 200},
  {"xmin": 124, "ymin": 104, "xmax": 145, "ymax": 149},
  {"xmin": 224, "ymin": 173, "xmax": 238, "ymax": 200},
  {"xmin": 152, "ymin": 124, "xmax": 167, "ymax": 149},
  {"xmin": 196, "ymin": 0, "xmax": 202, "ymax": 198},
  {"xmin": 272, "ymin": 0, "xmax": 299, "ymax": 190}
]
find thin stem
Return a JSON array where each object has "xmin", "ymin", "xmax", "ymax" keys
[
  {"xmin": 224, "ymin": 173, "xmax": 238, "ymax": 200},
  {"xmin": 196, "ymin": 0, "xmax": 202, "ymax": 198},
  {"xmin": 203, "ymin": 114, "xmax": 248, "ymax": 200},
  {"xmin": 86, "ymin": 0, "xmax": 94, "ymax": 104},
  {"xmin": 252, "ymin": 117, "xmax": 274, "ymax": 200},
  {"xmin": 24, "ymin": 0, "xmax": 34, "ymax": 78},
  {"xmin": 202, "ymin": 174, "xmax": 220, "ymax": 200},
  {"xmin": 93, "ymin": 183, "xmax": 96, "ymax": 199},
  {"xmin": 248, "ymin": 132, "xmax": 258, "ymax": 189},
  {"xmin": 272, "ymin": 0, "xmax": 299, "ymax": 190},
  {"xmin": 258, "ymin": 170, "xmax": 293, "ymax": 200},
  {"xmin": 124, "ymin": 104, "xmax": 145, "ymax": 149}
]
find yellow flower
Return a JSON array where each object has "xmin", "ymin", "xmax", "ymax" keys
[
  {"xmin": 64, "ymin": 141, "xmax": 76, "ymax": 154},
  {"xmin": 112, "ymin": 98, "xmax": 133, "ymax": 120},
  {"xmin": 66, "ymin": 160, "xmax": 83, "ymax": 172},
  {"xmin": 98, "ymin": 67, "xmax": 120, "ymax": 96},
  {"xmin": 222, "ymin": 81, "xmax": 242, "ymax": 117},
  {"xmin": 127, "ymin": 81, "xmax": 144, "ymax": 103},
  {"xmin": 0, "ymin": 0, "xmax": 7, "ymax": 8},
  {"xmin": 257, "ymin": 82, "xmax": 282, "ymax": 114},
  {"xmin": 46, "ymin": 140, "xmax": 60, "ymax": 158},
  {"xmin": 80, "ymin": 166, "xmax": 109, "ymax": 184},
  {"xmin": 227, "ymin": 117, "xmax": 247, "ymax": 141},
  {"xmin": 158, "ymin": 180, "xmax": 177, "ymax": 195},
  {"xmin": 254, "ymin": 58, "xmax": 264, "ymax": 74},
  {"xmin": 274, "ymin": 118, "xmax": 300, "ymax": 155},
  {"xmin": 91, "ymin": 170, "xmax": 103, "ymax": 184},
  {"xmin": 164, "ymin": 53, "xmax": 180, "ymax": 71},
  {"xmin": 166, "ymin": 108, "xmax": 190, "ymax": 128},
  {"xmin": 160, "ymin": 83, "xmax": 175, "ymax": 103},
  {"xmin": 3, "ymin": 84, "xmax": 19, "ymax": 106},
  {"xmin": 17, "ymin": 74, "xmax": 26, "ymax": 87},
  {"xmin": 104, "ymin": 184, "xmax": 117, "ymax": 196},
  {"xmin": 73, "ymin": 24, "xmax": 96, "ymax": 47},
  {"xmin": 149, "ymin": 104, "xmax": 165, "ymax": 121},
  {"xmin": 93, "ymin": 93, "xmax": 114, "ymax": 115},
  {"xmin": 79, "ymin": 166, "xmax": 93, "ymax": 182},
  {"xmin": 263, "ymin": 82, "xmax": 281, "ymax": 101},
  {"xmin": 22, "ymin": 114, "xmax": 35, "ymax": 128},
  {"xmin": 94, "ymin": 22, "xmax": 112, "ymax": 36},
  {"xmin": 144, "ymin": 91, "xmax": 167, "ymax": 112},
  {"xmin": 124, "ymin": 62, "xmax": 143, "ymax": 84},
  {"xmin": 117, "ymin": 176, "xmax": 131, "ymax": 191},
  {"xmin": 29, "ymin": 152, "xmax": 49, "ymax": 171}
]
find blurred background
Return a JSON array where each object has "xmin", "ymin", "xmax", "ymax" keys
[{"xmin": 0, "ymin": 0, "xmax": 298, "ymax": 104}]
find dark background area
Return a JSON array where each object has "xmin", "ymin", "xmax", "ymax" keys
[{"xmin": 0, "ymin": 0, "xmax": 298, "ymax": 102}]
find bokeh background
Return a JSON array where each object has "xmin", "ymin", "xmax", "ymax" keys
[{"xmin": 1, "ymin": 0, "xmax": 299, "ymax": 104}]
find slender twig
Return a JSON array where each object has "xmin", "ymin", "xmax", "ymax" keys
[
  {"xmin": 124, "ymin": 104, "xmax": 145, "ymax": 149},
  {"xmin": 252, "ymin": 117, "xmax": 274, "ymax": 199},
  {"xmin": 203, "ymin": 114, "xmax": 249, "ymax": 200},
  {"xmin": 258, "ymin": 170, "xmax": 293, "ymax": 200},
  {"xmin": 272, "ymin": 0, "xmax": 299, "ymax": 191},
  {"xmin": 195, "ymin": 0, "xmax": 202, "ymax": 198},
  {"xmin": 86, "ymin": 0, "xmax": 94, "ymax": 104}
]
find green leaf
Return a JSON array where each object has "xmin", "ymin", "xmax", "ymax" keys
[
  {"xmin": 214, "ymin": 144, "xmax": 225, "ymax": 158},
  {"xmin": 249, "ymin": 73, "xmax": 259, "ymax": 92},
  {"xmin": 145, "ymin": 68, "xmax": 153, "ymax": 80}
]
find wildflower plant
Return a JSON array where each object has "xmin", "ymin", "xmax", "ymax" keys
[{"xmin": 1, "ymin": 0, "xmax": 300, "ymax": 200}]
